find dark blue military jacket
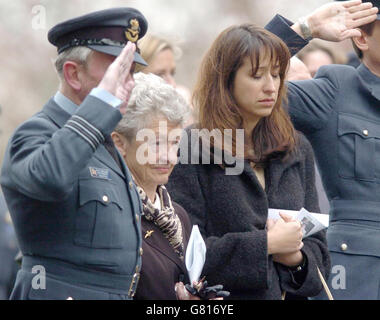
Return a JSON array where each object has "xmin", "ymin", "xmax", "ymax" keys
[
  {"xmin": 288, "ymin": 63, "xmax": 380, "ymax": 299},
  {"xmin": 0, "ymin": 95, "xmax": 143, "ymax": 300}
]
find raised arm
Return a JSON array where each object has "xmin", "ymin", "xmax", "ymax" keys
[
  {"xmin": 292, "ymin": 0, "xmax": 378, "ymax": 42},
  {"xmin": 266, "ymin": 0, "xmax": 378, "ymax": 56},
  {"xmin": 2, "ymin": 43, "xmax": 136, "ymax": 201}
]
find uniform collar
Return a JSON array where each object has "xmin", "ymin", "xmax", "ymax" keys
[
  {"xmin": 54, "ymin": 91, "xmax": 78, "ymax": 115},
  {"xmin": 357, "ymin": 63, "xmax": 380, "ymax": 101},
  {"xmin": 42, "ymin": 97, "xmax": 71, "ymax": 128}
]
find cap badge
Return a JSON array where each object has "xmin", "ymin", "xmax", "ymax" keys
[{"xmin": 125, "ymin": 18, "xmax": 140, "ymax": 43}]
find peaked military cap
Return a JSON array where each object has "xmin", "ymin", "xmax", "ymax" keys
[{"xmin": 48, "ymin": 7, "xmax": 148, "ymax": 65}]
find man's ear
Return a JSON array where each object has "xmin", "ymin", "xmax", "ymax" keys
[
  {"xmin": 111, "ymin": 132, "xmax": 128, "ymax": 157},
  {"xmin": 62, "ymin": 61, "xmax": 83, "ymax": 91},
  {"xmin": 352, "ymin": 28, "xmax": 369, "ymax": 53}
]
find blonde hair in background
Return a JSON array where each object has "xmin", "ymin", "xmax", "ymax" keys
[{"xmin": 135, "ymin": 34, "xmax": 182, "ymax": 73}]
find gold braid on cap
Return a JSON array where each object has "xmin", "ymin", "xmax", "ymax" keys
[{"xmin": 125, "ymin": 18, "xmax": 140, "ymax": 43}]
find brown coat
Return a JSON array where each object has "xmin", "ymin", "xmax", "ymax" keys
[{"xmin": 134, "ymin": 202, "xmax": 192, "ymax": 300}]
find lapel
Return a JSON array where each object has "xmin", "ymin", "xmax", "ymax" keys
[
  {"xmin": 265, "ymin": 150, "xmax": 303, "ymax": 198},
  {"xmin": 242, "ymin": 160, "xmax": 267, "ymax": 197},
  {"xmin": 93, "ymin": 145, "xmax": 125, "ymax": 179},
  {"xmin": 141, "ymin": 217, "xmax": 188, "ymax": 276},
  {"xmin": 42, "ymin": 98, "xmax": 125, "ymax": 179},
  {"xmin": 241, "ymin": 149, "xmax": 302, "ymax": 198}
]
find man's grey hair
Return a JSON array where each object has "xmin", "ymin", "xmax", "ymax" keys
[
  {"xmin": 115, "ymin": 72, "xmax": 190, "ymax": 140},
  {"xmin": 54, "ymin": 46, "xmax": 93, "ymax": 79}
]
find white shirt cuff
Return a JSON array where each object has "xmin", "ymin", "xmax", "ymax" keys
[{"xmin": 90, "ymin": 87, "xmax": 123, "ymax": 109}]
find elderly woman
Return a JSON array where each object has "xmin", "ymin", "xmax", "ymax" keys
[
  {"xmin": 111, "ymin": 72, "xmax": 189, "ymax": 300},
  {"xmin": 111, "ymin": 72, "xmax": 225, "ymax": 300}
]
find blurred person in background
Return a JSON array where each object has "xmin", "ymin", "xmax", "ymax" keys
[
  {"xmin": 112, "ymin": 72, "xmax": 228, "ymax": 300},
  {"xmin": 135, "ymin": 34, "xmax": 194, "ymax": 125},
  {"xmin": 0, "ymin": 105, "xmax": 19, "ymax": 299},
  {"xmin": 297, "ymin": 39, "xmax": 347, "ymax": 77},
  {"xmin": 287, "ymin": 56, "xmax": 313, "ymax": 81},
  {"xmin": 135, "ymin": 34, "xmax": 179, "ymax": 87},
  {"xmin": 0, "ymin": 8, "xmax": 149, "ymax": 300},
  {"xmin": 167, "ymin": 0, "xmax": 376, "ymax": 300},
  {"xmin": 0, "ymin": 190, "xmax": 18, "ymax": 299},
  {"xmin": 286, "ymin": 0, "xmax": 380, "ymax": 299}
]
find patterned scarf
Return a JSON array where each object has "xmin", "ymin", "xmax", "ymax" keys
[{"xmin": 136, "ymin": 185, "xmax": 185, "ymax": 260}]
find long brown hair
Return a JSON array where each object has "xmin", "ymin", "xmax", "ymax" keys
[{"xmin": 193, "ymin": 23, "xmax": 297, "ymax": 164}]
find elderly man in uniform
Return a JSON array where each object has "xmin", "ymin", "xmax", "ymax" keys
[
  {"xmin": 0, "ymin": 8, "xmax": 147, "ymax": 300},
  {"xmin": 286, "ymin": 0, "xmax": 380, "ymax": 299}
]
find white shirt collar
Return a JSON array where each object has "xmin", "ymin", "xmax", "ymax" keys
[{"xmin": 54, "ymin": 91, "xmax": 78, "ymax": 115}]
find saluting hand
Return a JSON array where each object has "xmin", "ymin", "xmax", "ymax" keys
[
  {"xmin": 295, "ymin": 0, "xmax": 378, "ymax": 42},
  {"xmin": 98, "ymin": 42, "xmax": 136, "ymax": 113}
]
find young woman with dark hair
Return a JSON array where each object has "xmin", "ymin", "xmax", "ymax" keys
[
  {"xmin": 194, "ymin": 25, "xmax": 297, "ymax": 165},
  {"xmin": 166, "ymin": 1, "xmax": 378, "ymax": 300},
  {"xmin": 167, "ymin": 24, "xmax": 328, "ymax": 300}
]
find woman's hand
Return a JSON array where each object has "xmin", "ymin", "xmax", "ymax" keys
[
  {"xmin": 267, "ymin": 213, "xmax": 303, "ymax": 255},
  {"xmin": 292, "ymin": 0, "xmax": 378, "ymax": 42},
  {"xmin": 272, "ymin": 250, "xmax": 304, "ymax": 267}
]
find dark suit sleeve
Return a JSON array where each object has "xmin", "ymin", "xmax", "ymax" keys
[
  {"xmin": 276, "ymin": 136, "xmax": 331, "ymax": 297},
  {"xmin": 287, "ymin": 65, "xmax": 339, "ymax": 134},
  {"xmin": 265, "ymin": 14, "xmax": 309, "ymax": 56},
  {"xmin": 4, "ymin": 95, "xmax": 121, "ymax": 201},
  {"xmin": 167, "ymin": 163, "xmax": 270, "ymax": 292}
]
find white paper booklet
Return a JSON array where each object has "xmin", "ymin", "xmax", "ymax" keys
[
  {"xmin": 268, "ymin": 208, "xmax": 329, "ymax": 238},
  {"xmin": 185, "ymin": 225, "xmax": 206, "ymax": 286}
]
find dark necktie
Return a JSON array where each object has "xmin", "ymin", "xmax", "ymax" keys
[{"xmin": 103, "ymin": 135, "xmax": 123, "ymax": 171}]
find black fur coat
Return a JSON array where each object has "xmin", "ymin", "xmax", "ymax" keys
[{"xmin": 166, "ymin": 129, "xmax": 330, "ymax": 300}]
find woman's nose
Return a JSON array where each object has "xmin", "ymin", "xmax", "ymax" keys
[{"xmin": 263, "ymin": 75, "xmax": 277, "ymax": 93}]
